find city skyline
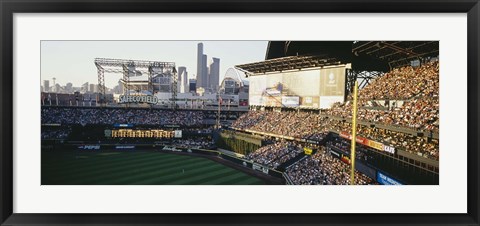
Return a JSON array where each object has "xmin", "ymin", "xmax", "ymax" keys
[{"xmin": 41, "ymin": 41, "xmax": 268, "ymax": 90}]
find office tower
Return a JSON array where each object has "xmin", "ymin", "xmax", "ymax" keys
[
  {"xmin": 202, "ymin": 54, "xmax": 208, "ymax": 88},
  {"xmin": 189, "ymin": 79, "xmax": 196, "ymax": 92},
  {"xmin": 209, "ymin": 57, "xmax": 220, "ymax": 92},
  {"xmin": 196, "ymin": 43, "xmax": 205, "ymax": 89},
  {"xmin": 178, "ymin": 66, "xmax": 189, "ymax": 93},
  {"xmin": 43, "ymin": 80, "xmax": 50, "ymax": 92}
]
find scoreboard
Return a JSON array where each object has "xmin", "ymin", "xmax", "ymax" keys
[
  {"xmin": 108, "ymin": 129, "xmax": 182, "ymax": 138},
  {"xmin": 248, "ymin": 65, "xmax": 346, "ymax": 109}
]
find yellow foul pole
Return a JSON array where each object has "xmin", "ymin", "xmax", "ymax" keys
[{"xmin": 350, "ymin": 81, "xmax": 358, "ymax": 185}]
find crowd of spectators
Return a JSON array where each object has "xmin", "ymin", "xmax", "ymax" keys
[
  {"xmin": 324, "ymin": 97, "xmax": 439, "ymax": 132},
  {"xmin": 286, "ymin": 147, "xmax": 375, "ymax": 185},
  {"xmin": 41, "ymin": 107, "xmax": 205, "ymax": 126},
  {"xmin": 335, "ymin": 120, "xmax": 438, "ymax": 160},
  {"xmin": 41, "ymin": 127, "xmax": 71, "ymax": 140},
  {"xmin": 324, "ymin": 61, "xmax": 439, "ymax": 133},
  {"xmin": 232, "ymin": 109, "xmax": 439, "ymax": 160},
  {"xmin": 170, "ymin": 137, "xmax": 214, "ymax": 149},
  {"xmin": 358, "ymin": 61, "xmax": 439, "ymax": 100},
  {"xmin": 325, "ymin": 137, "xmax": 370, "ymax": 162},
  {"xmin": 232, "ymin": 110, "xmax": 330, "ymax": 141},
  {"xmin": 231, "ymin": 61, "xmax": 440, "ymax": 160},
  {"xmin": 246, "ymin": 141, "xmax": 304, "ymax": 169}
]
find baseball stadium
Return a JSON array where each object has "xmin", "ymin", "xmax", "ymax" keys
[{"xmin": 41, "ymin": 41, "xmax": 439, "ymax": 185}]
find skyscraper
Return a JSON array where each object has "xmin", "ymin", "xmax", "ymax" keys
[
  {"xmin": 202, "ymin": 54, "xmax": 208, "ymax": 88},
  {"xmin": 197, "ymin": 42, "xmax": 218, "ymax": 92},
  {"xmin": 196, "ymin": 43, "xmax": 205, "ymax": 89},
  {"xmin": 178, "ymin": 66, "xmax": 188, "ymax": 93},
  {"xmin": 209, "ymin": 57, "xmax": 220, "ymax": 91}
]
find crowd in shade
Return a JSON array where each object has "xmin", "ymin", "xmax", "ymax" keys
[
  {"xmin": 286, "ymin": 147, "xmax": 376, "ymax": 185},
  {"xmin": 170, "ymin": 137, "xmax": 214, "ymax": 149},
  {"xmin": 245, "ymin": 141, "xmax": 304, "ymax": 169},
  {"xmin": 41, "ymin": 127, "xmax": 72, "ymax": 140},
  {"xmin": 325, "ymin": 137, "xmax": 370, "ymax": 162},
  {"xmin": 41, "ymin": 108, "xmax": 205, "ymax": 126}
]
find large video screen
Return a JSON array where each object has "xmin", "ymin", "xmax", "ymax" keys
[{"xmin": 248, "ymin": 66, "xmax": 346, "ymax": 109}]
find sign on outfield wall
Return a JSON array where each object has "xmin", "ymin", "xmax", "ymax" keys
[
  {"xmin": 376, "ymin": 171, "xmax": 403, "ymax": 185},
  {"xmin": 174, "ymin": 130, "xmax": 182, "ymax": 138},
  {"xmin": 252, "ymin": 163, "xmax": 269, "ymax": 174},
  {"xmin": 339, "ymin": 131, "xmax": 396, "ymax": 154}
]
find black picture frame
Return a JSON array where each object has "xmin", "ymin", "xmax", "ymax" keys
[{"xmin": 1, "ymin": 0, "xmax": 479, "ymax": 225}]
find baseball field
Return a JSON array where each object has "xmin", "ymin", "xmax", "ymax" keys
[{"xmin": 42, "ymin": 151, "xmax": 265, "ymax": 185}]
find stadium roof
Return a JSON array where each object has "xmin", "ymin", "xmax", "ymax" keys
[
  {"xmin": 352, "ymin": 41, "xmax": 439, "ymax": 69},
  {"xmin": 253, "ymin": 41, "xmax": 439, "ymax": 73},
  {"xmin": 235, "ymin": 55, "xmax": 344, "ymax": 75}
]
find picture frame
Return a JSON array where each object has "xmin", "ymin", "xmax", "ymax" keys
[{"xmin": 1, "ymin": 0, "xmax": 479, "ymax": 225}]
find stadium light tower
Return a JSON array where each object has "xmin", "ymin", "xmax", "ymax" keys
[{"xmin": 94, "ymin": 58, "xmax": 176, "ymax": 107}]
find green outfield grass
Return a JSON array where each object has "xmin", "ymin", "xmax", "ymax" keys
[{"xmin": 42, "ymin": 151, "xmax": 264, "ymax": 185}]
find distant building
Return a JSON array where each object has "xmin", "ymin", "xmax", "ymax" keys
[
  {"xmin": 178, "ymin": 66, "xmax": 188, "ymax": 93},
  {"xmin": 189, "ymin": 79, "xmax": 197, "ymax": 93},
  {"xmin": 55, "ymin": 84, "xmax": 62, "ymax": 93},
  {"xmin": 202, "ymin": 54, "xmax": 208, "ymax": 88},
  {"xmin": 197, "ymin": 43, "xmax": 205, "ymax": 89},
  {"xmin": 220, "ymin": 68, "xmax": 249, "ymax": 107},
  {"xmin": 89, "ymin": 84, "xmax": 95, "ymax": 93},
  {"xmin": 43, "ymin": 80, "xmax": 50, "ymax": 92},
  {"xmin": 81, "ymin": 82, "xmax": 89, "ymax": 93},
  {"xmin": 209, "ymin": 57, "xmax": 220, "ymax": 92},
  {"xmin": 65, "ymin": 83, "xmax": 73, "ymax": 93}
]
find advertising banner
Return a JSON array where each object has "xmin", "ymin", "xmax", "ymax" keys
[
  {"xmin": 113, "ymin": 123, "xmax": 134, "ymax": 128},
  {"xmin": 303, "ymin": 147, "xmax": 313, "ymax": 155},
  {"xmin": 319, "ymin": 96, "xmax": 344, "ymax": 109},
  {"xmin": 115, "ymin": 145, "xmax": 135, "ymax": 150},
  {"xmin": 329, "ymin": 149, "xmax": 341, "ymax": 158},
  {"xmin": 252, "ymin": 163, "xmax": 269, "ymax": 174},
  {"xmin": 77, "ymin": 145, "xmax": 100, "ymax": 150},
  {"xmin": 174, "ymin": 130, "xmax": 182, "ymax": 138},
  {"xmin": 281, "ymin": 96, "xmax": 300, "ymax": 107},
  {"xmin": 340, "ymin": 132, "xmax": 396, "ymax": 154},
  {"xmin": 377, "ymin": 171, "xmax": 403, "ymax": 185}
]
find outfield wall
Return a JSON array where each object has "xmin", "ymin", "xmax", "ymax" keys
[{"xmin": 43, "ymin": 142, "xmax": 286, "ymax": 183}]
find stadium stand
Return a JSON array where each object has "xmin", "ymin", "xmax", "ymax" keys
[
  {"xmin": 245, "ymin": 140, "xmax": 304, "ymax": 169},
  {"xmin": 41, "ymin": 107, "xmax": 205, "ymax": 126},
  {"xmin": 286, "ymin": 147, "xmax": 376, "ymax": 185}
]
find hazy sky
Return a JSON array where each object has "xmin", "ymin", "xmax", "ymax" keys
[{"xmin": 41, "ymin": 41, "xmax": 268, "ymax": 89}]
